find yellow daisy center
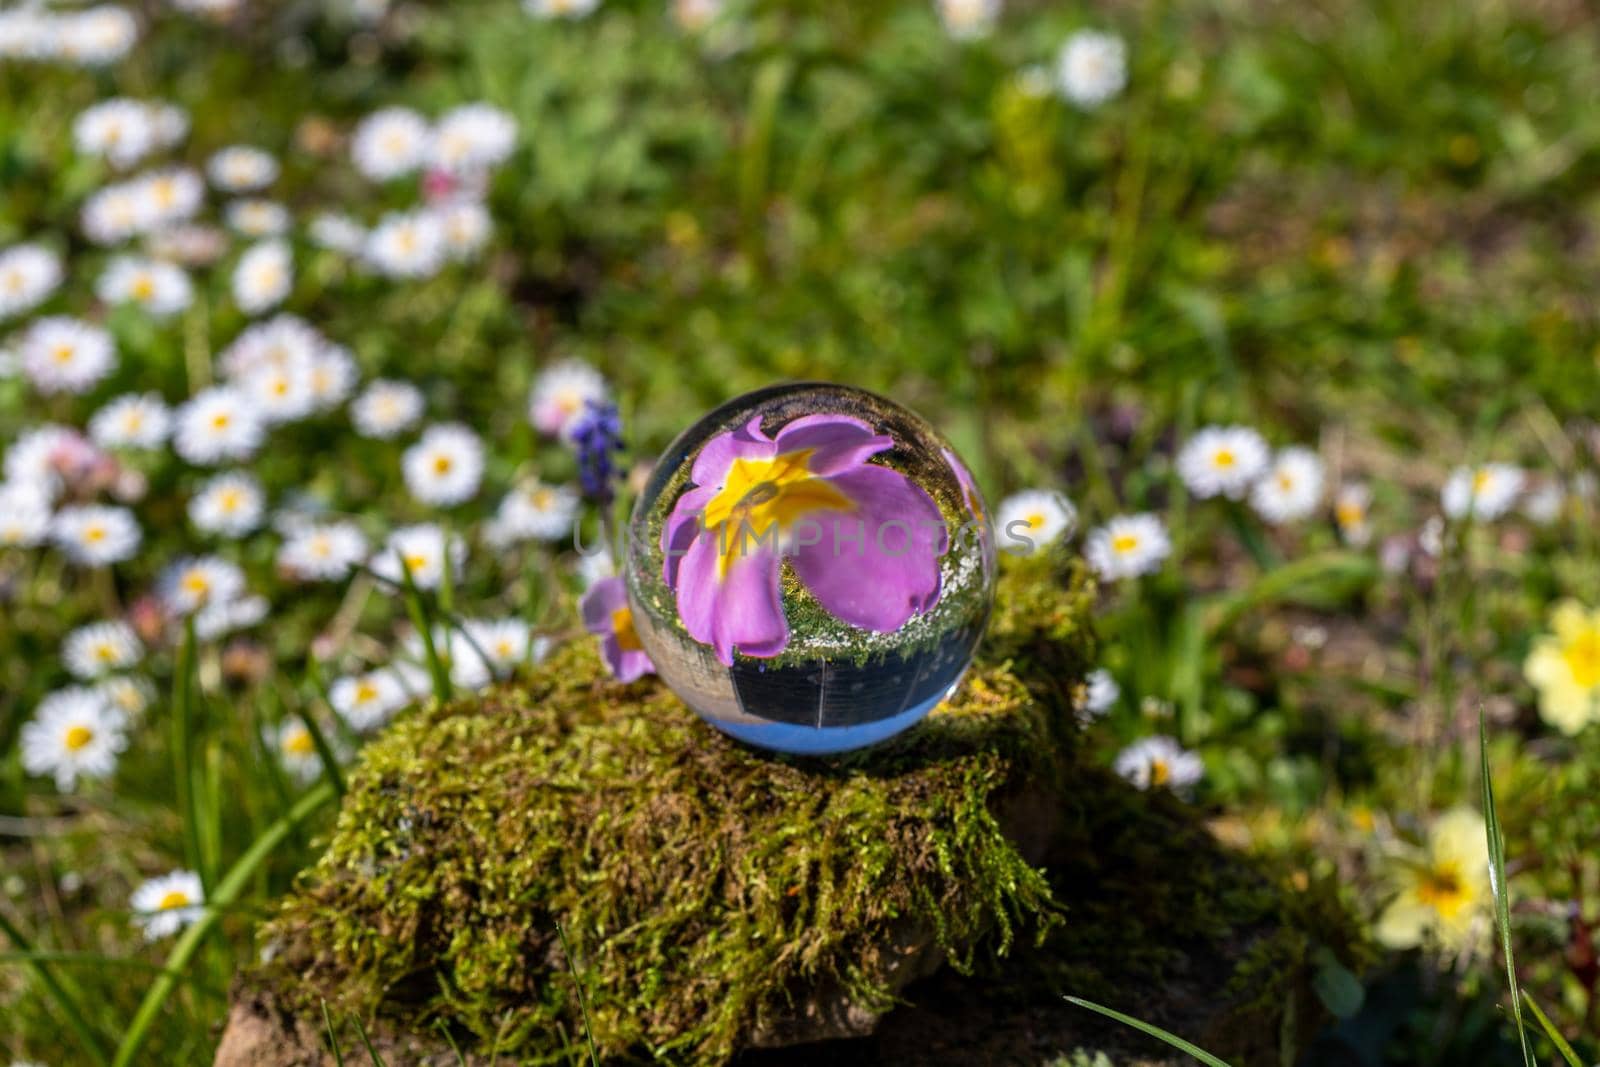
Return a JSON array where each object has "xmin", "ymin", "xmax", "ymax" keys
[
  {"xmin": 432, "ymin": 454, "xmax": 454, "ymax": 476},
  {"xmin": 64, "ymin": 725, "xmax": 95, "ymax": 751},
  {"xmin": 1025, "ymin": 511, "xmax": 1046, "ymax": 530},
  {"xmin": 1111, "ymin": 533, "xmax": 1140, "ymax": 555},
  {"xmin": 1212, "ymin": 448, "xmax": 1236, "ymax": 469},
  {"xmin": 1149, "ymin": 759, "xmax": 1170, "ymax": 787},
  {"xmin": 157, "ymin": 890, "xmax": 191, "ymax": 911},
  {"xmin": 283, "ymin": 729, "xmax": 315, "ymax": 757}
]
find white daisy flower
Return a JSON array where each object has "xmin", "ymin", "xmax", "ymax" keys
[
  {"xmin": 5, "ymin": 424, "xmax": 78, "ymax": 499},
  {"xmin": 90, "ymin": 392, "xmax": 172, "ymax": 450},
  {"xmin": 274, "ymin": 718, "xmax": 323, "ymax": 782},
  {"xmin": 158, "ymin": 555, "xmax": 246, "ymax": 615},
  {"xmin": 0, "ymin": 243, "xmax": 64, "ymax": 319},
  {"xmin": 96, "ymin": 255, "xmax": 192, "ymax": 317},
  {"xmin": 486, "ymin": 481, "xmax": 578, "ymax": 545},
  {"xmin": 150, "ymin": 103, "xmax": 190, "ymax": 149},
  {"xmin": 224, "ymin": 199, "xmax": 291, "ymax": 238},
  {"xmin": 308, "ymin": 212, "xmax": 367, "ymax": 255},
  {"xmin": 62, "ymin": 620, "xmax": 142, "ymax": 679},
  {"xmin": 1176, "ymin": 425, "xmax": 1270, "ymax": 500},
  {"xmin": 241, "ymin": 354, "xmax": 316, "ymax": 424},
  {"xmin": 144, "ymin": 221, "xmax": 228, "ymax": 267},
  {"xmin": 1057, "ymin": 29, "xmax": 1127, "ymax": 109},
  {"xmin": 994, "ymin": 489, "xmax": 1075, "ymax": 554},
  {"xmin": 306, "ymin": 345, "xmax": 357, "ymax": 411},
  {"xmin": 96, "ymin": 674, "xmax": 155, "ymax": 720},
  {"xmin": 429, "ymin": 103, "xmax": 517, "ymax": 175},
  {"xmin": 232, "ymin": 239, "xmax": 292, "ymax": 315},
  {"xmin": 351, "ymin": 379, "xmax": 423, "ymax": 439},
  {"xmin": 277, "ymin": 521, "xmax": 368, "ymax": 580},
  {"xmin": 136, "ymin": 167, "xmax": 204, "ymax": 228},
  {"xmin": 575, "ymin": 544, "xmax": 614, "ymax": 588},
  {"xmin": 936, "ymin": 0, "xmax": 1000, "ymax": 40},
  {"xmin": 1077, "ymin": 668, "xmax": 1119, "ymax": 718},
  {"xmin": 528, "ymin": 359, "xmax": 608, "ymax": 440},
  {"xmin": 329, "ymin": 669, "xmax": 405, "ymax": 731},
  {"xmin": 0, "ymin": 9, "xmax": 54, "ymax": 60},
  {"xmin": 1114, "ymin": 735, "xmax": 1203, "ymax": 792},
  {"xmin": 524, "ymin": 0, "xmax": 602, "ymax": 18},
  {"xmin": 1441, "ymin": 464, "xmax": 1525, "ymax": 522},
  {"xmin": 194, "ymin": 592, "xmax": 267, "ymax": 640},
  {"xmin": 72, "ymin": 98, "xmax": 156, "ymax": 168},
  {"xmin": 364, "ymin": 209, "xmax": 446, "ymax": 278},
  {"xmin": 402, "ymin": 423, "xmax": 485, "ymax": 507},
  {"xmin": 206, "ymin": 145, "xmax": 279, "ymax": 192},
  {"xmin": 350, "ymin": 107, "xmax": 431, "ymax": 181},
  {"xmin": 19, "ymin": 316, "xmax": 117, "ymax": 395},
  {"xmin": 21, "ymin": 688, "xmax": 126, "ymax": 791},
  {"xmin": 1084, "ymin": 513, "xmax": 1170, "ymax": 581},
  {"xmin": 0, "ymin": 481, "xmax": 52, "ymax": 547},
  {"xmin": 434, "ymin": 200, "xmax": 491, "ymax": 261},
  {"xmin": 173, "ymin": 386, "xmax": 265, "ymax": 465},
  {"xmin": 188, "ymin": 470, "xmax": 265, "ymax": 537},
  {"xmin": 1522, "ymin": 479, "xmax": 1565, "ymax": 525},
  {"xmin": 52, "ymin": 505, "xmax": 141, "ymax": 566},
  {"xmin": 457, "ymin": 618, "xmax": 546, "ymax": 686},
  {"xmin": 57, "ymin": 6, "xmax": 140, "ymax": 66},
  {"xmin": 1250, "ymin": 447, "xmax": 1325, "ymax": 524},
  {"xmin": 1333, "ymin": 483, "xmax": 1373, "ymax": 547},
  {"xmin": 129, "ymin": 870, "xmax": 204, "ymax": 941},
  {"xmin": 217, "ymin": 312, "xmax": 322, "ymax": 379},
  {"xmin": 371, "ymin": 523, "xmax": 465, "ymax": 590},
  {"xmin": 82, "ymin": 182, "xmax": 150, "ymax": 245}
]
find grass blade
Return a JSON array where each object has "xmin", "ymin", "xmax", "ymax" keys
[
  {"xmin": 322, "ymin": 999, "xmax": 346, "ymax": 1067},
  {"xmin": 112, "ymin": 782, "xmax": 336, "ymax": 1067},
  {"xmin": 171, "ymin": 619, "xmax": 206, "ymax": 887},
  {"xmin": 1063, "ymin": 995, "xmax": 1233, "ymax": 1067},
  {"xmin": 352, "ymin": 1013, "xmax": 388, "ymax": 1066},
  {"xmin": 557, "ymin": 921, "xmax": 601, "ymax": 1067},
  {"xmin": 0, "ymin": 909, "xmax": 112, "ymax": 1067},
  {"xmin": 398, "ymin": 558, "xmax": 452, "ymax": 702},
  {"xmin": 298, "ymin": 655, "xmax": 347, "ymax": 796},
  {"xmin": 1521, "ymin": 989, "xmax": 1581, "ymax": 1066},
  {"xmin": 1480, "ymin": 707, "xmax": 1535, "ymax": 1067},
  {"xmin": 435, "ymin": 1019, "xmax": 468, "ymax": 1066}
]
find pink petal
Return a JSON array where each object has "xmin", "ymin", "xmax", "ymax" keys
[
  {"xmin": 674, "ymin": 530, "xmax": 788, "ymax": 665},
  {"xmin": 689, "ymin": 416, "xmax": 773, "ymax": 488},
  {"xmin": 790, "ymin": 465, "xmax": 946, "ymax": 633},
  {"xmin": 772, "ymin": 413, "xmax": 892, "ymax": 476}
]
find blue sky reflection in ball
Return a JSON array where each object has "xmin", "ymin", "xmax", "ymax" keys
[{"xmin": 621, "ymin": 383, "xmax": 996, "ymax": 755}]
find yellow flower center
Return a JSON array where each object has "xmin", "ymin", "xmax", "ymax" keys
[
  {"xmin": 1025, "ymin": 511, "xmax": 1046, "ymax": 530},
  {"xmin": 432, "ymin": 454, "xmax": 453, "ymax": 476},
  {"xmin": 64, "ymin": 725, "xmax": 94, "ymax": 751},
  {"xmin": 701, "ymin": 449, "xmax": 852, "ymax": 577},
  {"xmin": 1212, "ymin": 448, "xmax": 1236, "ymax": 469},
  {"xmin": 82, "ymin": 525, "xmax": 107, "ymax": 544},
  {"xmin": 218, "ymin": 488, "xmax": 243, "ymax": 513},
  {"xmin": 403, "ymin": 552, "xmax": 430, "ymax": 573},
  {"xmin": 1277, "ymin": 473, "xmax": 1294, "ymax": 491},
  {"xmin": 1111, "ymin": 533, "xmax": 1140, "ymax": 555},
  {"xmin": 1415, "ymin": 862, "xmax": 1468, "ymax": 919},
  {"xmin": 611, "ymin": 605, "xmax": 643, "ymax": 652},
  {"xmin": 355, "ymin": 680, "xmax": 379, "ymax": 704},
  {"xmin": 1335, "ymin": 500, "xmax": 1364, "ymax": 527},
  {"xmin": 1562, "ymin": 626, "xmax": 1600, "ymax": 689},
  {"xmin": 211, "ymin": 412, "xmax": 232, "ymax": 430},
  {"xmin": 1149, "ymin": 759, "xmax": 1170, "ymax": 787},
  {"xmin": 157, "ymin": 890, "xmax": 190, "ymax": 911},
  {"xmin": 52, "ymin": 343, "xmax": 76, "ymax": 364},
  {"xmin": 532, "ymin": 489, "xmax": 554, "ymax": 509},
  {"xmin": 283, "ymin": 729, "xmax": 315, "ymax": 757},
  {"xmin": 131, "ymin": 275, "xmax": 155, "ymax": 301},
  {"xmin": 95, "ymin": 643, "xmax": 118, "ymax": 661}
]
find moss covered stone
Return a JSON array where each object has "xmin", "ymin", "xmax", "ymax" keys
[{"xmin": 224, "ymin": 556, "xmax": 1359, "ymax": 1066}]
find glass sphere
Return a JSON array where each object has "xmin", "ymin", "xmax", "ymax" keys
[{"xmin": 625, "ymin": 382, "xmax": 996, "ymax": 755}]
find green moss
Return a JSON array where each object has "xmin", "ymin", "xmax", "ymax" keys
[{"xmin": 250, "ymin": 555, "xmax": 1356, "ymax": 1065}]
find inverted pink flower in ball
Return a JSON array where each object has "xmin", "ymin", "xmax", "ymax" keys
[{"xmin": 661, "ymin": 413, "xmax": 947, "ymax": 665}]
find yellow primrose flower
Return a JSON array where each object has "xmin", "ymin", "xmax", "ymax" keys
[
  {"xmin": 1374, "ymin": 808, "xmax": 1489, "ymax": 952},
  {"xmin": 1524, "ymin": 600, "xmax": 1600, "ymax": 735}
]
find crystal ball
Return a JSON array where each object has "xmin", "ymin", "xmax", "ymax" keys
[{"xmin": 625, "ymin": 382, "xmax": 996, "ymax": 755}]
